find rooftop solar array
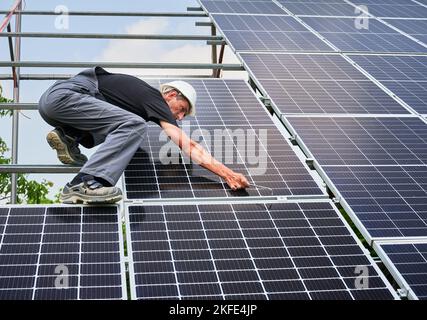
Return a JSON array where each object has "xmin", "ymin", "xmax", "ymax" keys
[
  {"xmin": 211, "ymin": 14, "xmax": 333, "ymax": 52},
  {"xmin": 198, "ymin": 0, "xmax": 427, "ymax": 301},
  {"xmin": 239, "ymin": 53, "xmax": 410, "ymax": 115},
  {"xmin": 124, "ymin": 79, "xmax": 323, "ymax": 200},
  {"xmin": 374, "ymin": 241, "xmax": 427, "ymax": 300},
  {"xmin": 0, "ymin": 206, "xmax": 126, "ymax": 300},
  {"xmin": 126, "ymin": 202, "xmax": 396, "ymax": 300}
]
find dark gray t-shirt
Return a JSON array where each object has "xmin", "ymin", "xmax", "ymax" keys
[{"xmin": 95, "ymin": 66, "xmax": 178, "ymax": 127}]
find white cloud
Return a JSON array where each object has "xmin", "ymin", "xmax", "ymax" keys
[{"xmin": 94, "ymin": 18, "xmax": 247, "ymax": 79}]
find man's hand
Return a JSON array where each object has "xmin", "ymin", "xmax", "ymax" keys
[
  {"xmin": 160, "ymin": 121, "xmax": 250, "ymax": 191},
  {"xmin": 224, "ymin": 171, "xmax": 250, "ymax": 191}
]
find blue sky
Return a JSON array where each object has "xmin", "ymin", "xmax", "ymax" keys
[{"xmin": 0, "ymin": 0, "xmax": 244, "ymax": 200}]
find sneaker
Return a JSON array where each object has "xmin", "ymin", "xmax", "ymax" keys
[
  {"xmin": 60, "ymin": 177, "xmax": 122, "ymax": 204},
  {"xmin": 46, "ymin": 128, "xmax": 88, "ymax": 166}
]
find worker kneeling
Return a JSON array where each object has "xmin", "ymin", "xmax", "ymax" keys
[{"xmin": 38, "ymin": 67, "xmax": 249, "ymax": 204}]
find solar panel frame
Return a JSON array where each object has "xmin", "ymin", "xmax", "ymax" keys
[
  {"xmin": 238, "ymin": 52, "xmax": 411, "ymax": 116},
  {"xmin": 374, "ymin": 240, "xmax": 427, "ymax": 300},
  {"xmin": 125, "ymin": 200, "xmax": 398, "ymax": 300},
  {"xmin": 0, "ymin": 205, "xmax": 127, "ymax": 300},
  {"xmin": 122, "ymin": 79, "xmax": 324, "ymax": 200}
]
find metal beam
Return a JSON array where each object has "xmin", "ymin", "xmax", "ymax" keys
[
  {"xmin": 10, "ymin": 1, "xmax": 22, "ymax": 204},
  {"xmin": 0, "ymin": 61, "xmax": 244, "ymax": 70},
  {"xmin": 0, "ymin": 74, "xmax": 215, "ymax": 80},
  {"xmin": 0, "ymin": 165, "xmax": 80, "ymax": 174},
  {"xmin": 0, "ymin": 103, "xmax": 37, "ymax": 110},
  {"xmin": 186, "ymin": 7, "xmax": 204, "ymax": 12},
  {"xmin": 0, "ymin": 10, "xmax": 207, "ymax": 17},
  {"xmin": 195, "ymin": 21, "xmax": 213, "ymax": 27},
  {"xmin": 0, "ymin": 32, "xmax": 222, "ymax": 41}
]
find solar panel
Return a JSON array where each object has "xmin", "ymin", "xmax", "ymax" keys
[
  {"xmin": 286, "ymin": 116, "xmax": 427, "ymax": 166},
  {"xmin": 375, "ymin": 241, "xmax": 427, "ymax": 300},
  {"xmin": 322, "ymin": 165, "xmax": 427, "ymax": 239},
  {"xmin": 211, "ymin": 14, "xmax": 333, "ymax": 52},
  {"xmin": 349, "ymin": 2, "xmax": 427, "ymax": 18},
  {"xmin": 385, "ymin": 19, "xmax": 427, "ymax": 43},
  {"xmin": 349, "ymin": 55, "xmax": 427, "ymax": 114},
  {"xmin": 124, "ymin": 79, "xmax": 323, "ymax": 199},
  {"xmin": 199, "ymin": 0, "xmax": 284, "ymax": 14},
  {"xmin": 277, "ymin": 1, "xmax": 359, "ymax": 16},
  {"xmin": 300, "ymin": 17, "xmax": 427, "ymax": 53},
  {"xmin": 0, "ymin": 206, "xmax": 126, "ymax": 300},
  {"xmin": 351, "ymin": 55, "xmax": 427, "ymax": 81},
  {"xmin": 126, "ymin": 201, "xmax": 396, "ymax": 300},
  {"xmin": 239, "ymin": 53, "xmax": 410, "ymax": 115}
]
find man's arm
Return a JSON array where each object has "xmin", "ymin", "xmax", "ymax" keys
[{"xmin": 160, "ymin": 121, "xmax": 249, "ymax": 190}]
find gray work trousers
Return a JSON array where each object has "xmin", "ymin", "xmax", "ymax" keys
[{"xmin": 38, "ymin": 67, "xmax": 147, "ymax": 186}]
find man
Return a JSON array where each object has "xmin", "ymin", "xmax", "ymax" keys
[{"xmin": 38, "ymin": 67, "xmax": 249, "ymax": 204}]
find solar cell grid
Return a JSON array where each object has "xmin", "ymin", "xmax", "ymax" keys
[
  {"xmin": 199, "ymin": 0, "xmax": 284, "ymax": 14},
  {"xmin": 287, "ymin": 117, "xmax": 427, "ymax": 166},
  {"xmin": 351, "ymin": 55, "xmax": 427, "ymax": 81},
  {"xmin": 376, "ymin": 242, "xmax": 427, "ymax": 299},
  {"xmin": 349, "ymin": 1, "xmax": 427, "ymax": 18},
  {"xmin": 322, "ymin": 165, "xmax": 427, "ymax": 239},
  {"xmin": 385, "ymin": 19, "xmax": 427, "ymax": 40},
  {"xmin": 127, "ymin": 202, "xmax": 396, "ymax": 300},
  {"xmin": 350, "ymin": 55, "xmax": 427, "ymax": 114},
  {"xmin": 279, "ymin": 2, "xmax": 358, "ymax": 16},
  {"xmin": 300, "ymin": 17, "xmax": 427, "ymax": 53},
  {"xmin": 239, "ymin": 53, "xmax": 409, "ymax": 115},
  {"xmin": 211, "ymin": 14, "xmax": 333, "ymax": 52},
  {"xmin": 0, "ymin": 206, "xmax": 126, "ymax": 300}
]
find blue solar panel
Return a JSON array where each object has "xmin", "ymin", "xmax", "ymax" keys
[
  {"xmin": 301, "ymin": 17, "xmax": 427, "ymax": 53},
  {"xmin": 239, "ymin": 53, "xmax": 409, "ymax": 115},
  {"xmin": 385, "ymin": 19, "xmax": 427, "ymax": 44},
  {"xmin": 287, "ymin": 116, "xmax": 427, "ymax": 166},
  {"xmin": 351, "ymin": 55, "xmax": 427, "ymax": 114},
  {"xmin": 211, "ymin": 14, "xmax": 333, "ymax": 52},
  {"xmin": 278, "ymin": 1, "xmax": 362, "ymax": 16},
  {"xmin": 385, "ymin": 19, "xmax": 427, "ymax": 36},
  {"xmin": 351, "ymin": 55, "xmax": 427, "ymax": 81},
  {"xmin": 376, "ymin": 242, "xmax": 427, "ymax": 300},
  {"xmin": 322, "ymin": 165, "xmax": 427, "ymax": 239},
  {"xmin": 199, "ymin": 0, "xmax": 284, "ymax": 14},
  {"xmin": 350, "ymin": 2, "xmax": 427, "ymax": 18},
  {"xmin": 0, "ymin": 206, "xmax": 126, "ymax": 300},
  {"xmin": 126, "ymin": 202, "xmax": 396, "ymax": 300}
]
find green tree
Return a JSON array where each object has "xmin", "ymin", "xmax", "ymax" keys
[{"xmin": 0, "ymin": 84, "xmax": 56, "ymax": 204}]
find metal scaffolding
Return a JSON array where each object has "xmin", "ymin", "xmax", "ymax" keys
[{"xmin": 0, "ymin": 2, "xmax": 237, "ymax": 203}]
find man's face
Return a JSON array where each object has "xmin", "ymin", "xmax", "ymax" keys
[{"xmin": 163, "ymin": 90, "xmax": 190, "ymax": 121}]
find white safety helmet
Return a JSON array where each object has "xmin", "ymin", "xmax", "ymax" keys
[{"xmin": 160, "ymin": 81, "xmax": 197, "ymax": 116}]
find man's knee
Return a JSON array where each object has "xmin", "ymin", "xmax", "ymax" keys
[{"xmin": 121, "ymin": 117, "xmax": 147, "ymax": 135}]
